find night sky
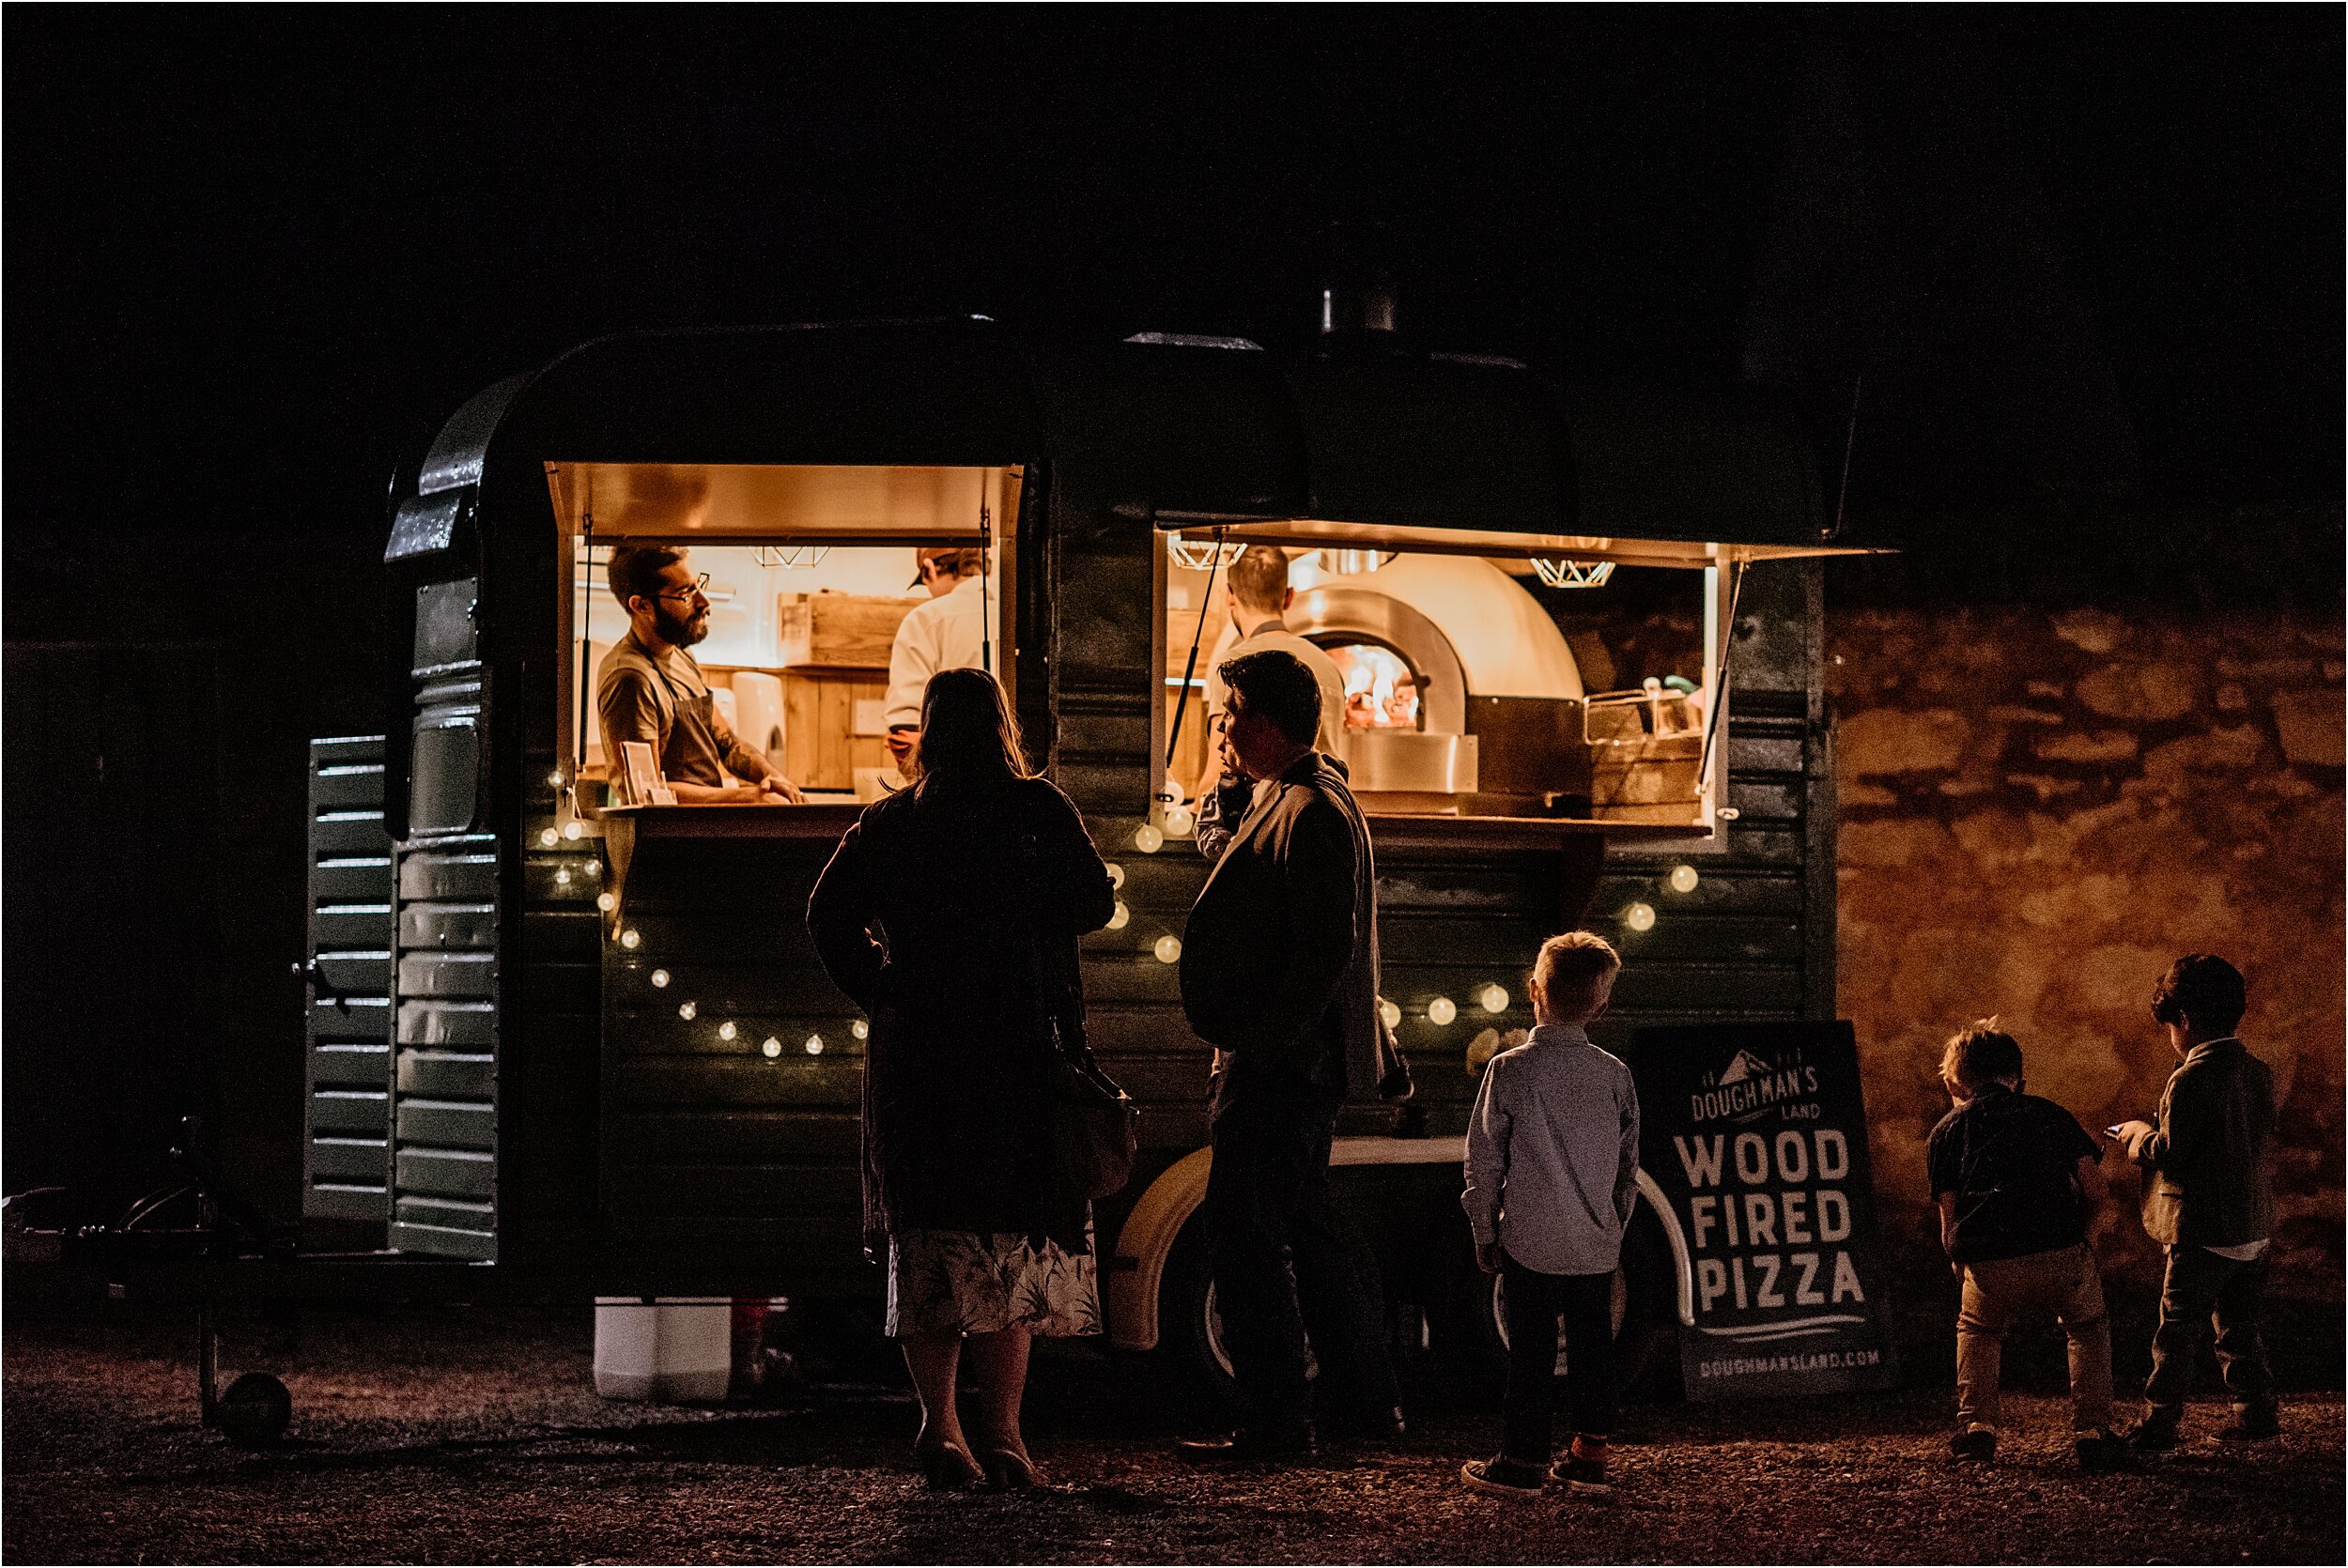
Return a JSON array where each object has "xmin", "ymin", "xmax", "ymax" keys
[
  {"xmin": 3, "ymin": 8, "xmax": 2340, "ymax": 1217},
  {"xmin": 9, "ymin": 8, "xmax": 2340, "ymax": 586}
]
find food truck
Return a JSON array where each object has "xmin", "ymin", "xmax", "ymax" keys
[{"xmin": 305, "ymin": 315, "xmax": 1853, "ymax": 1394}]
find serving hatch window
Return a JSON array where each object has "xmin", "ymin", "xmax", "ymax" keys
[
  {"xmin": 1153, "ymin": 529, "xmax": 1738, "ymax": 838},
  {"xmin": 543, "ymin": 463, "xmax": 1018, "ymax": 819}
]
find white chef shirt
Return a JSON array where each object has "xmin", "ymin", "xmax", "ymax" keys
[
  {"xmin": 1203, "ymin": 618, "xmax": 1349, "ymax": 757},
  {"xmin": 883, "ymin": 574, "xmax": 992, "ymax": 730}
]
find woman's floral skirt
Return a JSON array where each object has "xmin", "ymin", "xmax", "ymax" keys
[{"xmin": 885, "ymin": 1223, "xmax": 1102, "ymax": 1339}]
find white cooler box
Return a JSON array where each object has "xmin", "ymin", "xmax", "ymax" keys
[{"xmin": 593, "ymin": 1297, "xmax": 732, "ymax": 1402}]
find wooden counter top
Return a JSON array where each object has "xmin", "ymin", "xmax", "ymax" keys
[
  {"xmin": 598, "ymin": 800, "xmax": 867, "ymax": 839},
  {"xmin": 1363, "ymin": 812, "xmax": 1714, "ymax": 853}
]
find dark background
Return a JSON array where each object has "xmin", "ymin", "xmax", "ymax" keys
[{"xmin": 5, "ymin": 8, "xmax": 2340, "ymax": 1222}]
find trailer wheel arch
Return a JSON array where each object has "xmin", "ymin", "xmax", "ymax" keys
[
  {"xmin": 1108, "ymin": 1150, "xmax": 1695, "ymax": 1351},
  {"xmin": 1104, "ymin": 1147, "xmax": 1213, "ymax": 1352},
  {"xmin": 1632, "ymin": 1167, "xmax": 1698, "ymax": 1330}
]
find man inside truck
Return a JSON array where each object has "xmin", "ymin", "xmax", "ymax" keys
[
  {"xmin": 596, "ymin": 545, "xmax": 805, "ymax": 804},
  {"xmin": 883, "ymin": 546, "xmax": 991, "ymax": 772},
  {"xmin": 1192, "ymin": 546, "xmax": 1348, "ymax": 845}
]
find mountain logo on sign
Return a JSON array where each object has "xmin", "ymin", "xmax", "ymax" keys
[{"xmin": 1716, "ymin": 1049, "xmax": 1774, "ymax": 1085}]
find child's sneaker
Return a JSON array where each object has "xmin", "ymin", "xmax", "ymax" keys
[
  {"xmin": 1460, "ymin": 1454, "xmax": 1546, "ymax": 1499},
  {"xmin": 1548, "ymin": 1435, "xmax": 1614, "ymax": 1497},
  {"xmin": 1950, "ymin": 1425, "xmax": 1997, "ymax": 1463}
]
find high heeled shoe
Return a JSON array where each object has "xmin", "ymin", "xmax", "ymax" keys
[
  {"xmin": 979, "ymin": 1447, "xmax": 1043, "ymax": 1492},
  {"xmin": 914, "ymin": 1437, "xmax": 987, "ymax": 1492}
]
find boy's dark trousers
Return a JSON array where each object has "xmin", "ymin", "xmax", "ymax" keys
[
  {"xmin": 1501, "ymin": 1252, "xmax": 1614, "ymax": 1464},
  {"xmin": 2144, "ymin": 1244, "xmax": 2277, "ymax": 1416}
]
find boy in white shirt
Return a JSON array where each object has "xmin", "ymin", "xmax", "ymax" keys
[{"xmin": 1460, "ymin": 931, "xmax": 1641, "ymax": 1500}]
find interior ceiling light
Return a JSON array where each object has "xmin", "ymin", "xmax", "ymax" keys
[
  {"xmin": 755, "ymin": 544, "xmax": 831, "ymax": 570},
  {"xmin": 1532, "ymin": 558, "xmax": 1615, "ymax": 589},
  {"xmin": 1320, "ymin": 549, "xmax": 1398, "ymax": 576},
  {"xmin": 1166, "ymin": 532, "xmax": 1246, "ymax": 572}
]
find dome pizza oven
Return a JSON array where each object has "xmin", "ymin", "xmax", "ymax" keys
[{"xmin": 1289, "ymin": 554, "xmax": 1592, "ymax": 817}]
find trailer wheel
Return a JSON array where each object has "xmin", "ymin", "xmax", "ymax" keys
[
  {"xmin": 216, "ymin": 1372, "xmax": 291, "ymax": 1448},
  {"xmin": 1455, "ymin": 1210, "xmax": 1676, "ymax": 1397},
  {"xmin": 1157, "ymin": 1219, "xmax": 1238, "ymax": 1411}
]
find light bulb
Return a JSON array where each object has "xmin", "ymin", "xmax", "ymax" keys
[
  {"xmin": 1668, "ymin": 864, "xmax": 1700, "ymax": 894},
  {"xmin": 596, "ymin": 892, "xmax": 617, "ymax": 912},
  {"xmin": 1105, "ymin": 862, "xmax": 1125, "ymax": 888},
  {"xmin": 555, "ymin": 868, "xmax": 572, "ymax": 887},
  {"xmin": 1107, "ymin": 900, "xmax": 1131, "ymax": 930},
  {"xmin": 718, "ymin": 1021, "xmax": 738, "ymax": 1041},
  {"xmin": 851, "ymin": 1019, "xmax": 869, "ymax": 1040},
  {"xmin": 1478, "ymin": 984, "xmax": 1509, "ymax": 1014},
  {"xmin": 584, "ymin": 860, "xmax": 600, "ymax": 877},
  {"xmin": 1624, "ymin": 902, "xmax": 1657, "ymax": 932},
  {"xmin": 1378, "ymin": 997, "xmax": 1402, "ymax": 1030},
  {"xmin": 539, "ymin": 828, "xmax": 559, "ymax": 848},
  {"xmin": 650, "ymin": 969, "xmax": 671, "ymax": 988},
  {"xmin": 677, "ymin": 1001, "xmax": 697, "ymax": 1021},
  {"xmin": 563, "ymin": 821, "xmax": 583, "ymax": 840},
  {"xmin": 1135, "ymin": 823, "xmax": 1165, "ymax": 853},
  {"xmin": 761, "ymin": 1037, "xmax": 782, "ymax": 1059},
  {"xmin": 1164, "ymin": 806, "xmax": 1195, "ymax": 838},
  {"xmin": 547, "ymin": 769, "xmax": 565, "ymax": 788},
  {"xmin": 619, "ymin": 929, "xmax": 641, "ymax": 949},
  {"xmin": 803, "ymin": 1034, "xmax": 825, "ymax": 1055},
  {"xmin": 1429, "ymin": 995, "xmax": 1458, "ymax": 1026},
  {"xmin": 1153, "ymin": 935, "xmax": 1182, "ymax": 964}
]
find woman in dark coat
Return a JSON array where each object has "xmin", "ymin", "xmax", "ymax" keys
[{"xmin": 807, "ymin": 668, "xmax": 1116, "ymax": 1490}]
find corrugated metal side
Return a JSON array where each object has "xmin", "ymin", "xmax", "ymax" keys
[
  {"xmin": 392, "ymin": 841, "xmax": 500, "ymax": 1258},
  {"xmin": 304, "ymin": 736, "xmax": 394, "ymax": 1231},
  {"xmin": 390, "ymin": 576, "xmax": 501, "ymax": 1260}
]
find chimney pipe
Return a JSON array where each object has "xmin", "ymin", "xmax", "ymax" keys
[{"xmin": 1313, "ymin": 220, "xmax": 1402, "ymax": 349}]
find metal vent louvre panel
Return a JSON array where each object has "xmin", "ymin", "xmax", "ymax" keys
[
  {"xmin": 303, "ymin": 736, "xmax": 394, "ymax": 1231},
  {"xmin": 391, "ymin": 576, "xmax": 501, "ymax": 1260}
]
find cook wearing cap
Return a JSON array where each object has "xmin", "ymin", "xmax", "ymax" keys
[{"xmin": 883, "ymin": 546, "xmax": 992, "ymax": 769}]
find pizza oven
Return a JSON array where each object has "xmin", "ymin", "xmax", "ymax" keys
[{"xmin": 1288, "ymin": 554, "xmax": 1593, "ymax": 818}]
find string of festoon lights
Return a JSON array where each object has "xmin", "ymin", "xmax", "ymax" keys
[
  {"xmin": 1619, "ymin": 861, "xmax": 1704, "ymax": 935},
  {"xmin": 1116, "ymin": 807, "xmax": 1707, "ymax": 1031},
  {"xmin": 608, "ymin": 927, "xmax": 876, "ymax": 1061},
  {"xmin": 554, "ymin": 764, "xmax": 876, "ymax": 1067}
]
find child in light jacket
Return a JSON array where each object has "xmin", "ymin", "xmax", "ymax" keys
[{"xmin": 1459, "ymin": 931, "xmax": 1640, "ymax": 1501}]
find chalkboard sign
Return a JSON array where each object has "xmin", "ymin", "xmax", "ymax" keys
[{"xmin": 1624, "ymin": 1022, "xmax": 1898, "ymax": 1400}]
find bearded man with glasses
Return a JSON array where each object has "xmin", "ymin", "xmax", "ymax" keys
[{"xmin": 596, "ymin": 545, "xmax": 804, "ymax": 805}]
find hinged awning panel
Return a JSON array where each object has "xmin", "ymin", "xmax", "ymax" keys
[{"xmin": 542, "ymin": 462, "xmax": 1018, "ymax": 544}]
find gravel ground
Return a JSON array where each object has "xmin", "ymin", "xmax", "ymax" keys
[{"xmin": 4, "ymin": 1299, "xmax": 2340, "ymax": 1565}]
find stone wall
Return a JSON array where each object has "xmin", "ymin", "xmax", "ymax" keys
[{"xmin": 1830, "ymin": 603, "xmax": 2344, "ymax": 1291}]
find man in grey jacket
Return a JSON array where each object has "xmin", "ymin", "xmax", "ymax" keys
[
  {"xmin": 1176, "ymin": 649, "xmax": 1401, "ymax": 1461},
  {"xmin": 2113, "ymin": 953, "xmax": 2279, "ymax": 1449}
]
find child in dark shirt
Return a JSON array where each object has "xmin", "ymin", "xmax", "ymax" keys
[{"xmin": 1926, "ymin": 1020, "xmax": 2128, "ymax": 1473}]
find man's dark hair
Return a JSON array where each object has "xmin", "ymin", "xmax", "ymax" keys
[
  {"xmin": 1226, "ymin": 546, "xmax": 1292, "ymax": 616},
  {"xmin": 609, "ymin": 544, "xmax": 686, "ymax": 609},
  {"xmin": 2152, "ymin": 953, "xmax": 2247, "ymax": 1035},
  {"xmin": 1939, "ymin": 1019, "xmax": 2025, "ymax": 1094},
  {"xmin": 1220, "ymin": 648, "xmax": 1322, "ymax": 745},
  {"xmin": 919, "ymin": 546, "xmax": 989, "ymax": 581}
]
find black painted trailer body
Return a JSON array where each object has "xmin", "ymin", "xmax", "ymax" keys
[{"xmin": 309, "ymin": 318, "xmax": 1845, "ymax": 1374}]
